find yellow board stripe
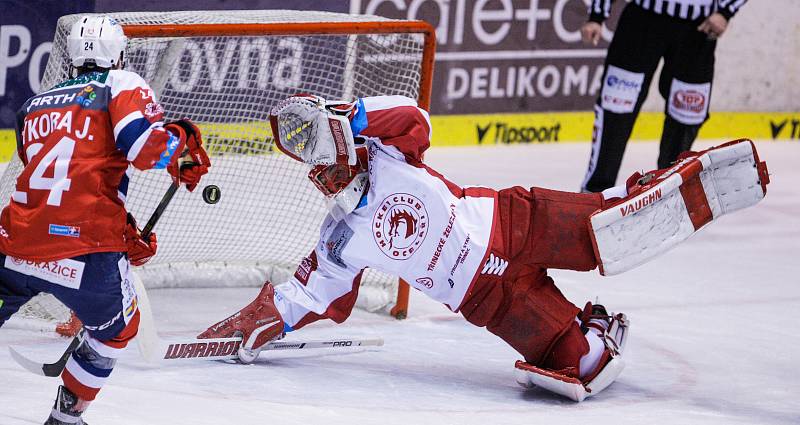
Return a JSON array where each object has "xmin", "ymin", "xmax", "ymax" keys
[
  {"xmin": 0, "ymin": 129, "xmax": 15, "ymax": 163},
  {"xmin": 428, "ymin": 111, "xmax": 800, "ymax": 146},
  {"xmin": 2, "ymin": 111, "xmax": 797, "ymax": 162}
]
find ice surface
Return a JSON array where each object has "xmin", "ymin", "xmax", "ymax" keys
[{"xmin": 1, "ymin": 140, "xmax": 798, "ymax": 425}]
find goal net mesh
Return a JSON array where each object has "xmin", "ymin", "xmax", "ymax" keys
[{"xmin": 2, "ymin": 10, "xmax": 430, "ymax": 330}]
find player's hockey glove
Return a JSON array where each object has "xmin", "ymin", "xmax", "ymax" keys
[
  {"xmin": 125, "ymin": 212, "xmax": 157, "ymax": 266},
  {"xmin": 197, "ymin": 281, "xmax": 285, "ymax": 364},
  {"xmin": 164, "ymin": 119, "xmax": 210, "ymax": 192}
]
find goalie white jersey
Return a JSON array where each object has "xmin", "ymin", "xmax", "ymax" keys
[{"xmin": 274, "ymin": 96, "xmax": 497, "ymax": 329}]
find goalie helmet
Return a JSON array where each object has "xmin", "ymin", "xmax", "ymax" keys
[{"xmin": 67, "ymin": 16, "xmax": 127, "ymax": 69}]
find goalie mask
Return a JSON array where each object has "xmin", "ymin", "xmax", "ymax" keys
[{"xmin": 308, "ymin": 141, "xmax": 369, "ymax": 221}]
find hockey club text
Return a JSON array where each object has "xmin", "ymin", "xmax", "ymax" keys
[{"xmin": 373, "ymin": 193, "xmax": 429, "ymax": 260}]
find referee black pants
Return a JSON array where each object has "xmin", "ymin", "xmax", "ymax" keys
[{"xmin": 582, "ymin": 4, "xmax": 717, "ymax": 192}]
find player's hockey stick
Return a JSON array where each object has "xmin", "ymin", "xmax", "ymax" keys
[
  {"xmin": 140, "ymin": 180, "xmax": 179, "ymax": 240},
  {"xmin": 8, "ymin": 174, "xmax": 184, "ymax": 377},
  {"xmin": 8, "ymin": 330, "xmax": 86, "ymax": 377}
]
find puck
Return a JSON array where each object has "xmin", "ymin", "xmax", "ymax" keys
[{"xmin": 202, "ymin": 185, "xmax": 221, "ymax": 204}]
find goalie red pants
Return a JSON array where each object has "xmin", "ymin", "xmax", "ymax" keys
[
  {"xmin": 459, "ymin": 187, "xmax": 604, "ymax": 365},
  {"xmin": 0, "ymin": 252, "xmax": 140, "ymax": 401}
]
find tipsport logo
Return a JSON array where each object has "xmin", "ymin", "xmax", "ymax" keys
[
  {"xmin": 75, "ymin": 86, "xmax": 97, "ymax": 107},
  {"xmin": 476, "ymin": 121, "xmax": 561, "ymax": 144}
]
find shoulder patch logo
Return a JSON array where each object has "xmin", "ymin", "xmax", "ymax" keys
[{"xmin": 373, "ymin": 193, "xmax": 429, "ymax": 260}]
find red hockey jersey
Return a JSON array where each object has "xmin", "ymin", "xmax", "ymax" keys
[{"xmin": 0, "ymin": 70, "xmax": 181, "ymax": 261}]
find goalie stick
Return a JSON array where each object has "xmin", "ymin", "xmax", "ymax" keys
[{"xmin": 148, "ymin": 335, "xmax": 384, "ymax": 362}]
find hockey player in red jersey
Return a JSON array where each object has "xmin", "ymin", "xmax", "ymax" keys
[
  {"xmin": 0, "ymin": 16, "xmax": 210, "ymax": 424},
  {"xmin": 200, "ymin": 94, "xmax": 768, "ymax": 401}
]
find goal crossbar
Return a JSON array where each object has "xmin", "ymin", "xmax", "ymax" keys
[{"xmin": 122, "ymin": 21, "xmax": 436, "ymax": 111}]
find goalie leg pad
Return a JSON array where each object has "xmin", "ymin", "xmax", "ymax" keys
[{"xmin": 589, "ymin": 139, "xmax": 769, "ymax": 276}]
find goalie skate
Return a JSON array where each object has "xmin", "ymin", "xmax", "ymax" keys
[
  {"xmin": 589, "ymin": 139, "xmax": 769, "ymax": 276},
  {"xmin": 515, "ymin": 306, "xmax": 629, "ymax": 402}
]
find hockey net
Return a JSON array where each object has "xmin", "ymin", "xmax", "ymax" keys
[{"xmin": 2, "ymin": 10, "xmax": 435, "ymax": 335}]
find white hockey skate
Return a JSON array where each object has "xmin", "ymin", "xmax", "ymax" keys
[{"xmin": 515, "ymin": 304, "xmax": 629, "ymax": 402}]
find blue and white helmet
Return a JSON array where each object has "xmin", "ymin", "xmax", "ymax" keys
[{"xmin": 67, "ymin": 16, "xmax": 127, "ymax": 68}]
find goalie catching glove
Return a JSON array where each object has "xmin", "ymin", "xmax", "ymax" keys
[
  {"xmin": 270, "ymin": 94, "xmax": 369, "ymax": 221},
  {"xmin": 198, "ymin": 281, "xmax": 285, "ymax": 363},
  {"xmin": 164, "ymin": 119, "xmax": 211, "ymax": 192},
  {"xmin": 125, "ymin": 213, "xmax": 157, "ymax": 266},
  {"xmin": 269, "ymin": 94, "xmax": 357, "ymax": 166}
]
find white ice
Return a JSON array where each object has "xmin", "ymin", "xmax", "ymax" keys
[{"xmin": 1, "ymin": 140, "xmax": 798, "ymax": 425}]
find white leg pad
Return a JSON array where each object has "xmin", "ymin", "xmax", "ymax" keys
[
  {"xmin": 515, "ymin": 358, "xmax": 626, "ymax": 402},
  {"xmin": 589, "ymin": 139, "xmax": 769, "ymax": 276}
]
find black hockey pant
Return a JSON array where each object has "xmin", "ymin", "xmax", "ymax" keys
[{"xmin": 582, "ymin": 4, "xmax": 717, "ymax": 192}]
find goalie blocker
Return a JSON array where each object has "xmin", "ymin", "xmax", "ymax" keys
[{"xmin": 589, "ymin": 139, "xmax": 769, "ymax": 276}]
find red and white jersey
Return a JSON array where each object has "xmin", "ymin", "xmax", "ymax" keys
[
  {"xmin": 275, "ymin": 96, "xmax": 498, "ymax": 329},
  {"xmin": 0, "ymin": 69, "xmax": 181, "ymax": 261}
]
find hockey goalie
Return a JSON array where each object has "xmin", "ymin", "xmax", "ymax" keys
[{"xmin": 200, "ymin": 94, "xmax": 769, "ymax": 402}]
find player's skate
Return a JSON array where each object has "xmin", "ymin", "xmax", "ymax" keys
[
  {"xmin": 198, "ymin": 282, "xmax": 285, "ymax": 363},
  {"xmin": 590, "ymin": 138, "xmax": 769, "ymax": 275},
  {"xmin": 44, "ymin": 385, "xmax": 89, "ymax": 425},
  {"xmin": 515, "ymin": 303, "xmax": 629, "ymax": 402}
]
